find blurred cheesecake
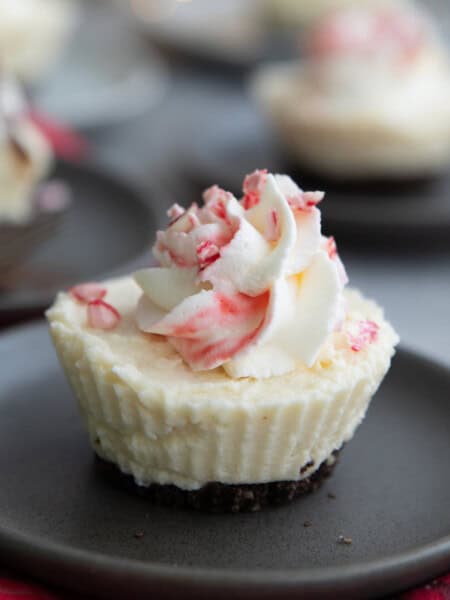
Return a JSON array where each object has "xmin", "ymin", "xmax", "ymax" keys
[
  {"xmin": 254, "ymin": 1, "xmax": 450, "ymax": 180},
  {"xmin": 0, "ymin": 76, "xmax": 53, "ymax": 224},
  {"xmin": 0, "ymin": 76, "xmax": 72, "ymax": 281},
  {"xmin": 0, "ymin": 0, "xmax": 76, "ymax": 83}
]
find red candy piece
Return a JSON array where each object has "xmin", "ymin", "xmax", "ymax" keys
[
  {"xmin": 287, "ymin": 191, "xmax": 324, "ymax": 212},
  {"xmin": 266, "ymin": 209, "xmax": 280, "ymax": 241},
  {"xmin": 242, "ymin": 169, "xmax": 268, "ymax": 210},
  {"xmin": 243, "ymin": 191, "xmax": 260, "ymax": 210},
  {"xmin": 326, "ymin": 236, "xmax": 338, "ymax": 260},
  {"xmin": 196, "ymin": 240, "xmax": 220, "ymax": 270},
  {"xmin": 167, "ymin": 203, "xmax": 185, "ymax": 225},
  {"xmin": 348, "ymin": 320, "xmax": 379, "ymax": 352},
  {"xmin": 87, "ymin": 299, "xmax": 121, "ymax": 330},
  {"xmin": 70, "ymin": 283, "xmax": 107, "ymax": 304}
]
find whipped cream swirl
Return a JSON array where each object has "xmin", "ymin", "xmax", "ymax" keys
[{"xmin": 135, "ymin": 171, "xmax": 347, "ymax": 379}]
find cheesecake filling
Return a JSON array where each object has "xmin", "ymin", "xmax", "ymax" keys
[
  {"xmin": 47, "ymin": 279, "xmax": 398, "ymax": 490},
  {"xmin": 135, "ymin": 171, "xmax": 348, "ymax": 378}
]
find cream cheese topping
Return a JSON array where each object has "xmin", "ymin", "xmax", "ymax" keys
[{"xmin": 135, "ymin": 171, "xmax": 348, "ymax": 378}]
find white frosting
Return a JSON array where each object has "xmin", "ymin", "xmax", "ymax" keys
[
  {"xmin": 303, "ymin": 2, "xmax": 450, "ymax": 119},
  {"xmin": 47, "ymin": 277, "xmax": 399, "ymax": 489},
  {"xmin": 254, "ymin": 2, "xmax": 450, "ymax": 176},
  {"xmin": 0, "ymin": 78, "xmax": 52, "ymax": 224},
  {"xmin": 135, "ymin": 172, "xmax": 347, "ymax": 378},
  {"xmin": 0, "ymin": 0, "xmax": 75, "ymax": 82}
]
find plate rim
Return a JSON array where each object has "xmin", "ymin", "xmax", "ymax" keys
[
  {"xmin": 0, "ymin": 328, "xmax": 449, "ymax": 598},
  {"xmin": 0, "ymin": 160, "xmax": 162, "ymax": 316},
  {"xmin": 133, "ymin": 0, "xmax": 270, "ymax": 70}
]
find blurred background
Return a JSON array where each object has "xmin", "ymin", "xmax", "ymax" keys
[{"xmin": 0, "ymin": 0, "xmax": 449, "ymax": 364}]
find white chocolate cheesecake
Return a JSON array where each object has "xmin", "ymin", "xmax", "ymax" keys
[
  {"xmin": 47, "ymin": 171, "xmax": 398, "ymax": 510},
  {"xmin": 254, "ymin": 2, "xmax": 450, "ymax": 179}
]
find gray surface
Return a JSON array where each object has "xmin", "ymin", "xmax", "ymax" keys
[
  {"xmin": 33, "ymin": 0, "xmax": 168, "ymax": 129},
  {"xmin": 88, "ymin": 71, "xmax": 450, "ymax": 367},
  {"xmin": 0, "ymin": 324, "xmax": 449, "ymax": 599}
]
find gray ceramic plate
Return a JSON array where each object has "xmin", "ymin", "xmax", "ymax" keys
[
  {"xmin": 181, "ymin": 92, "xmax": 450, "ymax": 243},
  {"xmin": 33, "ymin": 0, "xmax": 168, "ymax": 129},
  {"xmin": 0, "ymin": 325, "xmax": 449, "ymax": 600},
  {"xmin": 0, "ymin": 161, "xmax": 157, "ymax": 322},
  {"xmin": 133, "ymin": 0, "xmax": 296, "ymax": 69}
]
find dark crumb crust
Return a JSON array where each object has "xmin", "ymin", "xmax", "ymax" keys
[{"xmin": 96, "ymin": 450, "xmax": 340, "ymax": 513}]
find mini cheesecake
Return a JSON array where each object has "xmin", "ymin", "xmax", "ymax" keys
[
  {"xmin": 47, "ymin": 170, "xmax": 398, "ymax": 512},
  {"xmin": 48, "ymin": 279, "xmax": 397, "ymax": 510},
  {"xmin": 254, "ymin": 2, "xmax": 450, "ymax": 180}
]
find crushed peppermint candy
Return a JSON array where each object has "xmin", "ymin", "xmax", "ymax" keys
[
  {"xmin": 69, "ymin": 283, "xmax": 121, "ymax": 330},
  {"xmin": 266, "ymin": 209, "xmax": 280, "ymax": 242},
  {"xmin": 70, "ymin": 282, "xmax": 107, "ymax": 304},
  {"xmin": 196, "ymin": 240, "xmax": 221, "ymax": 270},
  {"xmin": 167, "ymin": 203, "xmax": 185, "ymax": 224},
  {"xmin": 288, "ymin": 190, "xmax": 324, "ymax": 212},
  {"xmin": 347, "ymin": 320, "xmax": 379, "ymax": 352},
  {"xmin": 326, "ymin": 236, "xmax": 338, "ymax": 260},
  {"xmin": 308, "ymin": 3, "xmax": 426, "ymax": 64},
  {"xmin": 87, "ymin": 299, "xmax": 121, "ymax": 330},
  {"xmin": 243, "ymin": 169, "xmax": 267, "ymax": 210}
]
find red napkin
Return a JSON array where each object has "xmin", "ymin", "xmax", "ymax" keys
[
  {"xmin": 398, "ymin": 575, "xmax": 450, "ymax": 600},
  {"xmin": 1, "ymin": 573, "xmax": 449, "ymax": 599},
  {"xmin": 27, "ymin": 111, "xmax": 89, "ymax": 162},
  {"xmin": 0, "ymin": 578, "xmax": 60, "ymax": 599}
]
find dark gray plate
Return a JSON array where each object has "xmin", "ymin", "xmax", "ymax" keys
[
  {"xmin": 0, "ymin": 162, "xmax": 157, "ymax": 321},
  {"xmin": 181, "ymin": 92, "xmax": 450, "ymax": 243},
  {"xmin": 0, "ymin": 323, "xmax": 449, "ymax": 599}
]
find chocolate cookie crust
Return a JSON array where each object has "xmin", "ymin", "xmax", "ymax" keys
[{"xmin": 96, "ymin": 450, "xmax": 340, "ymax": 513}]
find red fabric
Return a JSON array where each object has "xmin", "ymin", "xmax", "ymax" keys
[
  {"xmin": 27, "ymin": 111, "xmax": 89, "ymax": 162},
  {"xmin": 0, "ymin": 573, "xmax": 449, "ymax": 599},
  {"xmin": 0, "ymin": 578, "xmax": 59, "ymax": 599},
  {"xmin": 399, "ymin": 575, "xmax": 450, "ymax": 600}
]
